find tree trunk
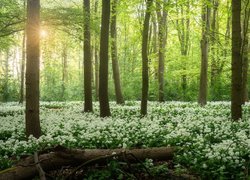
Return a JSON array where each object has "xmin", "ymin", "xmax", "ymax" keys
[
  {"xmin": 242, "ymin": 0, "xmax": 250, "ymax": 103},
  {"xmin": 176, "ymin": 0, "xmax": 190, "ymax": 100},
  {"xmin": 156, "ymin": 0, "xmax": 168, "ymax": 102},
  {"xmin": 210, "ymin": 0, "xmax": 219, "ymax": 89},
  {"xmin": 110, "ymin": 0, "xmax": 125, "ymax": 105},
  {"xmin": 99, "ymin": 0, "xmax": 111, "ymax": 117},
  {"xmin": 94, "ymin": 0, "xmax": 99, "ymax": 101},
  {"xmin": 19, "ymin": 30, "xmax": 26, "ymax": 104},
  {"xmin": 141, "ymin": 0, "xmax": 153, "ymax": 116},
  {"xmin": 83, "ymin": 0, "xmax": 93, "ymax": 112},
  {"xmin": 3, "ymin": 50, "xmax": 9, "ymax": 102},
  {"xmin": 198, "ymin": 0, "xmax": 211, "ymax": 106},
  {"xmin": 25, "ymin": 0, "xmax": 41, "ymax": 138},
  {"xmin": 61, "ymin": 45, "xmax": 68, "ymax": 100},
  {"xmin": 231, "ymin": 0, "xmax": 242, "ymax": 120},
  {"xmin": 0, "ymin": 147, "xmax": 175, "ymax": 180}
]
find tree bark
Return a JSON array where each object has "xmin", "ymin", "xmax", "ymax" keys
[
  {"xmin": 83, "ymin": 0, "xmax": 93, "ymax": 112},
  {"xmin": 110, "ymin": 0, "xmax": 125, "ymax": 105},
  {"xmin": 141, "ymin": 0, "xmax": 153, "ymax": 116},
  {"xmin": 198, "ymin": 0, "xmax": 211, "ymax": 106},
  {"xmin": 156, "ymin": 0, "xmax": 168, "ymax": 102},
  {"xmin": 19, "ymin": 30, "xmax": 25, "ymax": 104},
  {"xmin": 176, "ymin": 0, "xmax": 190, "ymax": 100},
  {"xmin": 0, "ymin": 147, "xmax": 175, "ymax": 180},
  {"xmin": 242, "ymin": 0, "xmax": 250, "ymax": 103},
  {"xmin": 231, "ymin": 0, "xmax": 242, "ymax": 120},
  {"xmin": 99, "ymin": 0, "xmax": 111, "ymax": 117},
  {"xmin": 94, "ymin": 0, "xmax": 99, "ymax": 101},
  {"xmin": 61, "ymin": 45, "xmax": 68, "ymax": 101},
  {"xmin": 210, "ymin": 0, "xmax": 219, "ymax": 90},
  {"xmin": 25, "ymin": 0, "xmax": 41, "ymax": 138}
]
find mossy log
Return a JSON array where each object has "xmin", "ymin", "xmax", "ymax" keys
[{"xmin": 0, "ymin": 146, "xmax": 175, "ymax": 180}]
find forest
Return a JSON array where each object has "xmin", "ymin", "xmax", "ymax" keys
[{"xmin": 0, "ymin": 0, "xmax": 249, "ymax": 179}]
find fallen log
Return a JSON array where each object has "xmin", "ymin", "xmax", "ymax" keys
[{"xmin": 0, "ymin": 146, "xmax": 175, "ymax": 180}]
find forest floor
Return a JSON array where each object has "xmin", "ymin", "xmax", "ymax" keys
[{"xmin": 0, "ymin": 101, "xmax": 250, "ymax": 179}]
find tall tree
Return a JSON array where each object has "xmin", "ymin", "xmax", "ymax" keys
[
  {"xmin": 156, "ymin": 0, "xmax": 168, "ymax": 102},
  {"xmin": 141, "ymin": 0, "xmax": 153, "ymax": 116},
  {"xmin": 19, "ymin": 0, "xmax": 26, "ymax": 104},
  {"xmin": 99, "ymin": 0, "xmax": 111, "ymax": 117},
  {"xmin": 25, "ymin": 0, "xmax": 41, "ymax": 138},
  {"xmin": 210, "ymin": 0, "xmax": 219, "ymax": 89},
  {"xmin": 83, "ymin": 0, "xmax": 93, "ymax": 112},
  {"xmin": 110, "ymin": 0, "xmax": 125, "ymax": 105},
  {"xmin": 242, "ymin": 0, "xmax": 250, "ymax": 103},
  {"xmin": 198, "ymin": 0, "xmax": 211, "ymax": 106},
  {"xmin": 94, "ymin": 0, "xmax": 99, "ymax": 101},
  {"xmin": 3, "ymin": 50, "xmax": 9, "ymax": 102},
  {"xmin": 61, "ymin": 44, "xmax": 68, "ymax": 100},
  {"xmin": 231, "ymin": 0, "xmax": 242, "ymax": 120},
  {"xmin": 175, "ymin": 0, "xmax": 190, "ymax": 99}
]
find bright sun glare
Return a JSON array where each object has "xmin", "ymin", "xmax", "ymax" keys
[{"xmin": 40, "ymin": 29, "xmax": 48, "ymax": 38}]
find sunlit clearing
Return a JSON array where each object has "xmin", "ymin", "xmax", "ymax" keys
[{"xmin": 40, "ymin": 29, "xmax": 48, "ymax": 38}]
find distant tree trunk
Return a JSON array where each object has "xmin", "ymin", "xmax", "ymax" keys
[
  {"xmin": 176, "ymin": 0, "xmax": 190, "ymax": 99},
  {"xmin": 141, "ymin": 0, "xmax": 153, "ymax": 116},
  {"xmin": 210, "ymin": 0, "xmax": 219, "ymax": 89},
  {"xmin": 25, "ymin": 0, "xmax": 41, "ymax": 138},
  {"xmin": 19, "ymin": 30, "xmax": 26, "ymax": 104},
  {"xmin": 156, "ymin": 0, "xmax": 168, "ymax": 102},
  {"xmin": 83, "ymin": 0, "xmax": 93, "ymax": 112},
  {"xmin": 198, "ymin": 0, "xmax": 211, "ymax": 106},
  {"xmin": 110, "ymin": 0, "xmax": 125, "ymax": 105},
  {"xmin": 61, "ymin": 45, "xmax": 68, "ymax": 100},
  {"xmin": 231, "ymin": 0, "xmax": 242, "ymax": 120},
  {"xmin": 99, "ymin": 0, "xmax": 111, "ymax": 117},
  {"xmin": 94, "ymin": 0, "xmax": 99, "ymax": 101},
  {"xmin": 152, "ymin": 13, "xmax": 158, "ymax": 79},
  {"xmin": 242, "ymin": 0, "xmax": 250, "ymax": 103},
  {"xmin": 3, "ymin": 50, "xmax": 9, "ymax": 102},
  {"xmin": 19, "ymin": 0, "xmax": 26, "ymax": 104}
]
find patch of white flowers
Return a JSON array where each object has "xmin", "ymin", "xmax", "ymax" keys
[{"xmin": 0, "ymin": 101, "xmax": 250, "ymax": 178}]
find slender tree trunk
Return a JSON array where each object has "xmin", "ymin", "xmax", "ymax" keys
[
  {"xmin": 84, "ymin": 0, "xmax": 93, "ymax": 112},
  {"xmin": 242, "ymin": 0, "xmax": 250, "ymax": 103},
  {"xmin": 110, "ymin": 0, "xmax": 125, "ymax": 104},
  {"xmin": 231, "ymin": 0, "xmax": 242, "ymax": 120},
  {"xmin": 156, "ymin": 0, "xmax": 168, "ymax": 102},
  {"xmin": 210, "ymin": 0, "xmax": 219, "ymax": 89},
  {"xmin": 94, "ymin": 0, "xmax": 99, "ymax": 101},
  {"xmin": 198, "ymin": 0, "xmax": 211, "ymax": 106},
  {"xmin": 3, "ymin": 50, "xmax": 9, "ymax": 102},
  {"xmin": 61, "ymin": 45, "xmax": 68, "ymax": 100},
  {"xmin": 99, "ymin": 0, "xmax": 111, "ymax": 117},
  {"xmin": 25, "ymin": 0, "xmax": 41, "ymax": 138},
  {"xmin": 95, "ymin": 40, "xmax": 99, "ymax": 101},
  {"xmin": 19, "ymin": 30, "xmax": 26, "ymax": 104},
  {"xmin": 176, "ymin": 0, "xmax": 190, "ymax": 100},
  {"xmin": 141, "ymin": 0, "xmax": 153, "ymax": 116}
]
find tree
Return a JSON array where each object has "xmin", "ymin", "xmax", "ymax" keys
[
  {"xmin": 141, "ymin": 0, "xmax": 153, "ymax": 116},
  {"xmin": 198, "ymin": 0, "xmax": 211, "ymax": 106},
  {"xmin": 242, "ymin": 0, "xmax": 250, "ymax": 103},
  {"xmin": 61, "ymin": 44, "xmax": 68, "ymax": 100},
  {"xmin": 99, "ymin": 0, "xmax": 111, "ymax": 117},
  {"xmin": 110, "ymin": 0, "xmax": 125, "ymax": 105},
  {"xmin": 19, "ymin": 0, "xmax": 26, "ymax": 104},
  {"xmin": 210, "ymin": 0, "xmax": 219, "ymax": 89},
  {"xmin": 231, "ymin": 0, "xmax": 242, "ymax": 120},
  {"xmin": 25, "ymin": 0, "xmax": 41, "ymax": 138},
  {"xmin": 156, "ymin": 0, "xmax": 168, "ymax": 102},
  {"xmin": 175, "ymin": 0, "xmax": 190, "ymax": 99},
  {"xmin": 83, "ymin": 0, "xmax": 93, "ymax": 112}
]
